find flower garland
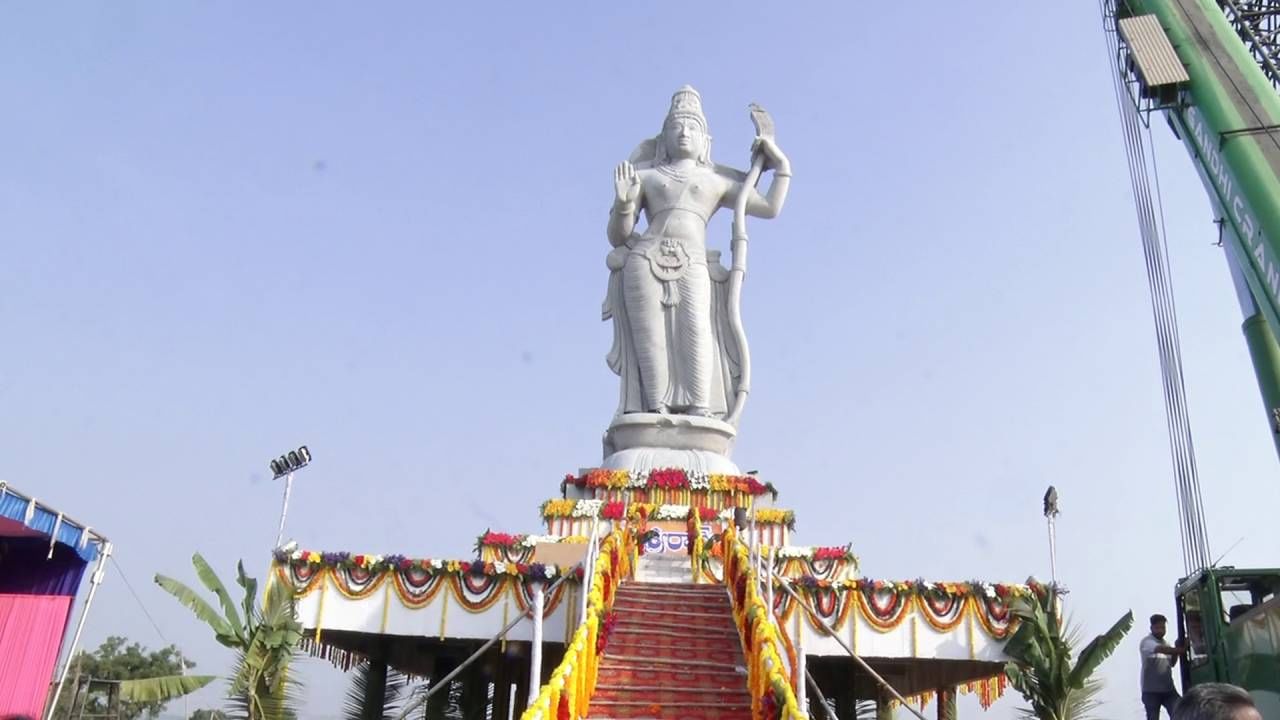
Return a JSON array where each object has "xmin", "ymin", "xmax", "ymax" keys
[
  {"xmin": 765, "ymin": 574, "xmax": 1039, "ymax": 639},
  {"xmin": 474, "ymin": 532, "xmax": 589, "ymax": 564},
  {"xmin": 274, "ymin": 548, "xmax": 565, "ymax": 582},
  {"xmin": 687, "ymin": 511, "xmax": 704, "ymax": 582},
  {"xmin": 274, "ymin": 560, "xmax": 574, "ymax": 616},
  {"xmin": 752, "ymin": 508, "xmax": 797, "ymax": 530},
  {"xmin": 541, "ymin": 499, "xmax": 791, "ymax": 526},
  {"xmin": 596, "ymin": 610, "xmax": 619, "ymax": 655},
  {"xmin": 562, "ymin": 468, "xmax": 777, "ymax": 498},
  {"xmin": 773, "ymin": 545, "xmax": 857, "ymax": 563},
  {"xmin": 718, "ymin": 525, "xmax": 805, "ymax": 720}
]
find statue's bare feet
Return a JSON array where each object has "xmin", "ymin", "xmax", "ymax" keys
[{"xmin": 688, "ymin": 406, "xmax": 715, "ymax": 418}]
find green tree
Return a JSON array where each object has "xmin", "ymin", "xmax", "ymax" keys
[
  {"xmin": 1003, "ymin": 590, "xmax": 1134, "ymax": 720},
  {"xmin": 190, "ymin": 710, "xmax": 231, "ymax": 720},
  {"xmin": 49, "ymin": 637, "xmax": 213, "ymax": 720},
  {"xmin": 155, "ymin": 554, "xmax": 302, "ymax": 720}
]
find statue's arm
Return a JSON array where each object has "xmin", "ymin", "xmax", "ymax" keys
[{"xmin": 608, "ymin": 161, "xmax": 643, "ymax": 247}]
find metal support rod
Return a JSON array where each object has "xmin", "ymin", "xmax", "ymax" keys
[
  {"xmin": 528, "ymin": 582, "xmax": 546, "ymax": 704},
  {"xmin": 274, "ymin": 471, "xmax": 294, "ymax": 549},
  {"xmin": 764, "ymin": 547, "xmax": 775, "ymax": 626},
  {"xmin": 395, "ymin": 568, "xmax": 578, "ymax": 720},
  {"xmin": 507, "ymin": 684, "xmax": 517, "ymax": 720},
  {"xmin": 46, "ymin": 541, "xmax": 113, "ymax": 720},
  {"xmin": 805, "ymin": 670, "xmax": 840, "ymax": 720},
  {"xmin": 796, "ymin": 626, "xmax": 808, "ymax": 712},
  {"xmin": 765, "ymin": 554, "xmax": 927, "ymax": 720},
  {"xmin": 580, "ymin": 516, "xmax": 599, "ymax": 622}
]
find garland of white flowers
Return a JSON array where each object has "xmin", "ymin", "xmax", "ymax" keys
[
  {"xmin": 652, "ymin": 504, "xmax": 690, "ymax": 520},
  {"xmin": 775, "ymin": 546, "xmax": 815, "ymax": 559},
  {"xmin": 518, "ymin": 534, "xmax": 563, "ymax": 548}
]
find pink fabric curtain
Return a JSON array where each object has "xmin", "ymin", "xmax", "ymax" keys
[{"xmin": 0, "ymin": 593, "xmax": 72, "ymax": 719}]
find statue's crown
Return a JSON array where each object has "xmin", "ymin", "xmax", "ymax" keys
[{"xmin": 666, "ymin": 85, "xmax": 706, "ymax": 129}]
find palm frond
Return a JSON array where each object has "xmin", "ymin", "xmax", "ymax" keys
[
  {"xmin": 1069, "ymin": 611, "xmax": 1133, "ymax": 689},
  {"xmin": 155, "ymin": 573, "xmax": 239, "ymax": 645},
  {"xmin": 193, "ymin": 553, "xmax": 247, "ymax": 643},
  {"xmin": 118, "ymin": 674, "xmax": 217, "ymax": 703},
  {"xmin": 237, "ymin": 560, "xmax": 260, "ymax": 636},
  {"xmin": 342, "ymin": 660, "xmax": 412, "ymax": 720},
  {"xmin": 1002, "ymin": 593, "xmax": 1131, "ymax": 720},
  {"xmin": 1064, "ymin": 676, "xmax": 1105, "ymax": 720}
]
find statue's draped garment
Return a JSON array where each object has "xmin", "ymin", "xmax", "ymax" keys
[{"xmin": 603, "ymin": 140, "xmax": 745, "ymax": 419}]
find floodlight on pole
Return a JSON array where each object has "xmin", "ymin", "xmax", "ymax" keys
[
  {"xmin": 272, "ymin": 445, "xmax": 311, "ymax": 549},
  {"xmin": 1043, "ymin": 485, "xmax": 1060, "ymax": 587}
]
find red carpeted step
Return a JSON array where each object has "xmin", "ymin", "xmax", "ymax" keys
[
  {"xmin": 593, "ymin": 661, "xmax": 747, "ymax": 681},
  {"xmin": 592, "ymin": 684, "xmax": 748, "ymax": 704},
  {"xmin": 617, "ymin": 583, "xmax": 729, "ymax": 597},
  {"xmin": 587, "ymin": 582, "xmax": 750, "ymax": 720},
  {"xmin": 587, "ymin": 699, "xmax": 752, "ymax": 720},
  {"xmin": 609, "ymin": 629, "xmax": 738, "ymax": 645},
  {"xmin": 614, "ymin": 614, "xmax": 737, "ymax": 630},
  {"xmin": 599, "ymin": 645, "xmax": 743, "ymax": 669},
  {"xmin": 614, "ymin": 591, "xmax": 731, "ymax": 604}
]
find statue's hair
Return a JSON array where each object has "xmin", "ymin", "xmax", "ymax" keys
[{"xmin": 1173, "ymin": 683, "xmax": 1257, "ymax": 720}]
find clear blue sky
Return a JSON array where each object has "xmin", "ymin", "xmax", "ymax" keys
[{"xmin": 4, "ymin": 3, "xmax": 1279, "ymax": 718}]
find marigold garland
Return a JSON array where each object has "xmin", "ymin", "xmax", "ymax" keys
[
  {"xmin": 540, "ymin": 499, "xmax": 796, "ymax": 527},
  {"xmin": 271, "ymin": 554, "xmax": 582, "ymax": 620},
  {"xmin": 563, "ymin": 467, "xmax": 777, "ymax": 498},
  {"xmin": 756, "ymin": 574, "xmax": 1034, "ymax": 639},
  {"xmin": 718, "ymin": 525, "xmax": 806, "ymax": 720},
  {"xmin": 751, "ymin": 508, "xmax": 797, "ymax": 530}
]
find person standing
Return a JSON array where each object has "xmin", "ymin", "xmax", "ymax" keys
[{"xmin": 1143, "ymin": 612, "xmax": 1188, "ymax": 719}]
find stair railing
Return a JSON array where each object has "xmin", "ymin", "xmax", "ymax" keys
[
  {"xmin": 521, "ymin": 527, "xmax": 635, "ymax": 720},
  {"xmin": 761, "ymin": 557, "xmax": 929, "ymax": 720},
  {"xmin": 394, "ymin": 559, "xmax": 582, "ymax": 720},
  {"xmin": 721, "ymin": 524, "xmax": 807, "ymax": 720}
]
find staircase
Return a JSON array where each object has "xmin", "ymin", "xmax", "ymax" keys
[{"xmin": 590, "ymin": 581, "xmax": 751, "ymax": 720}]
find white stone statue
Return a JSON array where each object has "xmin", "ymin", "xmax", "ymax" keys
[{"xmin": 603, "ymin": 86, "xmax": 791, "ymax": 431}]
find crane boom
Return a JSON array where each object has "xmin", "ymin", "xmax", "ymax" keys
[
  {"xmin": 1119, "ymin": 0, "xmax": 1280, "ymax": 460},
  {"xmin": 1106, "ymin": 1, "xmax": 1280, "ymax": 710}
]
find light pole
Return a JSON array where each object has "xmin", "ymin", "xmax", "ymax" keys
[
  {"xmin": 271, "ymin": 446, "xmax": 311, "ymax": 549},
  {"xmin": 1042, "ymin": 485, "xmax": 1060, "ymax": 587}
]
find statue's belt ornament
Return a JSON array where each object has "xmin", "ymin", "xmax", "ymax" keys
[{"xmin": 649, "ymin": 238, "xmax": 690, "ymax": 306}]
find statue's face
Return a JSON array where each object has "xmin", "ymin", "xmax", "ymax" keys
[{"xmin": 663, "ymin": 116, "xmax": 706, "ymax": 161}]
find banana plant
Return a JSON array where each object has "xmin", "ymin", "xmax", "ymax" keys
[
  {"xmin": 155, "ymin": 555, "xmax": 302, "ymax": 720},
  {"xmin": 117, "ymin": 674, "xmax": 217, "ymax": 704},
  {"xmin": 1002, "ymin": 589, "xmax": 1133, "ymax": 720}
]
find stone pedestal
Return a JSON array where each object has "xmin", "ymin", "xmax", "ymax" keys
[{"xmin": 602, "ymin": 413, "xmax": 739, "ymax": 475}]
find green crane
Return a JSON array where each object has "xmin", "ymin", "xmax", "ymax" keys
[{"xmin": 1102, "ymin": 0, "xmax": 1280, "ymax": 714}]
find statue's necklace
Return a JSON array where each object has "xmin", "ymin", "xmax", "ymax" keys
[{"xmin": 656, "ymin": 163, "xmax": 694, "ymax": 183}]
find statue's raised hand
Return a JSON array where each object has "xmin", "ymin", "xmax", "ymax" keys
[{"xmin": 614, "ymin": 161, "xmax": 641, "ymax": 208}]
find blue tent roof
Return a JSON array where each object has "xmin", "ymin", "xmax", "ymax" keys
[{"xmin": 0, "ymin": 482, "xmax": 104, "ymax": 562}]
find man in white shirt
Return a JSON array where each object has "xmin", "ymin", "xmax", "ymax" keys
[{"xmin": 1142, "ymin": 613, "xmax": 1187, "ymax": 720}]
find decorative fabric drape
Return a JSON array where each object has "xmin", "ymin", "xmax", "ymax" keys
[
  {"xmin": 0, "ymin": 593, "xmax": 73, "ymax": 718},
  {"xmin": 0, "ymin": 537, "xmax": 87, "ymax": 595}
]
